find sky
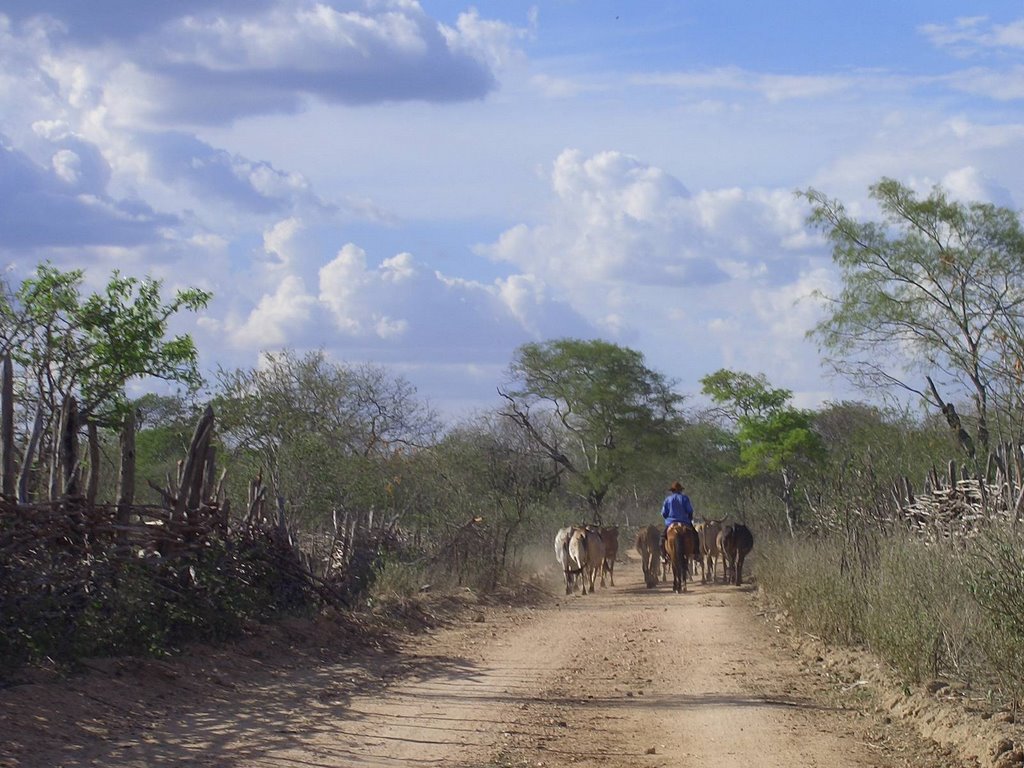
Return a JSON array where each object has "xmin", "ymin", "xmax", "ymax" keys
[{"xmin": 2, "ymin": 1, "xmax": 1024, "ymax": 420}]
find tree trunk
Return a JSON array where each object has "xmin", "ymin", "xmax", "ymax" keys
[
  {"xmin": 56, "ymin": 396, "xmax": 79, "ymax": 498},
  {"xmin": 781, "ymin": 467, "xmax": 796, "ymax": 536},
  {"xmin": 117, "ymin": 409, "xmax": 136, "ymax": 544},
  {"xmin": 0, "ymin": 355, "xmax": 14, "ymax": 500},
  {"xmin": 17, "ymin": 406, "xmax": 43, "ymax": 504},
  {"xmin": 86, "ymin": 421, "xmax": 100, "ymax": 507},
  {"xmin": 176, "ymin": 404, "xmax": 214, "ymax": 518}
]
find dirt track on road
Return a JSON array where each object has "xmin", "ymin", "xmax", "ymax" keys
[{"xmin": 0, "ymin": 555, "xmax": 979, "ymax": 767}]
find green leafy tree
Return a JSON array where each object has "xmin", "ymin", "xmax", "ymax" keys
[
  {"xmin": 802, "ymin": 179, "xmax": 1024, "ymax": 466},
  {"xmin": 701, "ymin": 369, "xmax": 822, "ymax": 534},
  {"xmin": 499, "ymin": 338, "xmax": 683, "ymax": 520},
  {"xmin": 0, "ymin": 264, "xmax": 210, "ymax": 500}
]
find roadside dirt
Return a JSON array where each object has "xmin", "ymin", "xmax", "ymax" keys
[{"xmin": 1, "ymin": 554, "xmax": 1020, "ymax": 767}]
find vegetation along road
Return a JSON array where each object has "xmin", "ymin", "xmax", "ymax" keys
[{"xmin": 1, "ymin": 553, "xmax": 979, "ymax": 768}]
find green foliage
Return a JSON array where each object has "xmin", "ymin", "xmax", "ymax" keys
[
  {"xmin": 700, "ymin": 368, "xmax": 822, "ymax": 530},
  {"xmin": 802, "ymin": 178, "xmax": 1024, "ymax": 454},
  {"xmin": 3, "ymin": 264, "xmax": 210, "ymax": 423},
  {"xmin": 734, "ymin": 408, "xmax": 820, "ymax": 477},
  {"xmin": 502, "ymin": 338, "xmax": 683, "ymax": 515},
  {"xmin": 214, "ymin": 349, "xmax": 438, "ymax": 530}
]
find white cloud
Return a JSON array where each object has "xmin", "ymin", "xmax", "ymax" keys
[
  {"xmin": 51, "ymin": 148, "xmax": 80, "ymax": 183},
  {"xmin": 484, "ymin": 149, "xmax": 815, "ymax": 302},
  {"xmin": 263, "ymin": 216, "xmax": 303, "ymax": 266},
  {"xmin": 921, "ymin": 16, "xmax": 1024, "ymax": 56},
  {"xmin": 439, "ymin": 6, "xmax": 534, "ymax": 71},
  {"xmin": 229, "ymin": 273, "xmax": 317, "ymax": 347}
]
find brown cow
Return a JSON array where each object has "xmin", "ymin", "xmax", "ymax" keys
[
  {"xmin": 599, "ymin": 526, "xmax": 619, "ymax": 587},
  {"xmin": 570, "ymin": 526, "xmax": 605, "ymax": 595},
  {"xmin": 665, "ymin": 522, "xmax": 700, "ymax": 593},
  {"xmin": 696, "ymin": 519, "xmax": 723, "ymax": 583},
  {"xmin": 634, "ymin": 524, "xmax": 660, "ymax": 588},
  {"xmin": 717, "ymin": 523, "xmax": 754, "ymax": 586}
]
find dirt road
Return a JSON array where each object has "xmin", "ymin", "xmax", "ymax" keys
[{"xmin": 1, "ymin": 555, "xmax": 969, "ymax": 768}]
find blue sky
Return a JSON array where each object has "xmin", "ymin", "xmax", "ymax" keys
[{"xmin": 2, "ymin": 2, "xmax": 1024, "ymax": 419}]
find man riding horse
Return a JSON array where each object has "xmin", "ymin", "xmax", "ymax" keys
[{"xmin": 660, "ymin": 480, "xmax": 695, "ymax": 559}]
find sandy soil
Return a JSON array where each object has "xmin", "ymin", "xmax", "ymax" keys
[{"xmin": 1, "ymin": 554, "xmax": 1018, "ymax": 767}]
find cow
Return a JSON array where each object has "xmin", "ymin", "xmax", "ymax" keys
[
  {"xmin": 718, "ymin": 523, "xmax": 755, "ymax": 586},
  {"xmin": 599, "ymin": 526, "xmax": 619, "ymax": 587},
  {"xmin": 569, "ymin": 526, "xmax": 605, "ymax": 595},
  {"xmin": 665, "ymin": 522, "xmax": 700, "ymax": 593},
  {"xmin": 696, "ymin": 519, "xmax": 724, "ymax": 583},
  {"xmin": 554, "ymin": 526, "xmax": 580, "ymax": 594},
  {"xmin": 634, "ymin": 524, "xmax": 661, "ymax": 588}
]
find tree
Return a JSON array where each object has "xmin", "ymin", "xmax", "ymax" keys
[
  {"xmin": 0, "ymin": 264, "xmax": 210, "ymax": 500},
  {"xmin": 802, "ymin": 179, "xmax": 1024, "ymax": 467},
  {"xmin": 214, "ymin": 349, "xmax": 439, "ymax": 529},
  {"xmin": 701, "ymin": 369, "xmax": 822, "ymax": 534},
  {"xmin": 426, "ymin": 413, "xmax": 559, "ymax": 588},
  {"xmin": 499, "ymin": 338, "xmax": 683, "ymax": 520}
]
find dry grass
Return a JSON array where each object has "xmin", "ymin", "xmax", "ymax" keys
[{"xmin": 759, "ymin": 527, "xmax": 1024, "ymax": 705}]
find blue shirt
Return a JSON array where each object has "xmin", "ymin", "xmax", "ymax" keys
[{"xmin": 662, "ymin": 492, "xmax": 694, "ymax": 527}]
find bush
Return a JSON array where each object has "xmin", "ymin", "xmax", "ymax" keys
[
  {"xmin": 965, "ymin": 525, "xmax": 1024, "ymax": 703},
  {"xmin": 760, "ymin": 529, "xmax": 995, "ymax": 690}
]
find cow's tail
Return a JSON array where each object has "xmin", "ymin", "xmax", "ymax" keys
[{"xmin": 673, "ymin": 532, "xmax": 685, "ymax": 583}]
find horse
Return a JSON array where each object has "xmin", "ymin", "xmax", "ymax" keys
[
  {"xmin": 554, "ymin": 526, "xmax": 581, "ymax": 594},
  {"xmin": 665, "ymin": 522, "xmax": 700, "ymax": 593},
  {"xmin": 634, "ymin": 524, "xmax": 661, "ymax": 588},
  {"xmin": 696, "ymin": 519, "xmax": 723, "ymax": 583},
  {"xmin": 718, "ymin": 523, "xmax": 755, "ymax": 586},
  {"xmin": 599, "ymin": 526, "xmax": 619, "ymax": 587}
]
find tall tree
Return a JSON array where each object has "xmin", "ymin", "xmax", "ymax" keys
[
  {"xmin": 0, "ymin": 264, "xmax": 210, "ymax": 500},
  {"xmin": 802, "ymin": 179, "xmax": 1024, "ymax": 465},
  {"xmin": 499, "ymin": 338, "xmax": 683, "ymax": 520},
  {"xmin": 701, "ymin": 369, "xmax": 822, "ymax": 534},
  {"xmin": 215, "ymin": 349, "xmax": 439, "ymax": 528}
]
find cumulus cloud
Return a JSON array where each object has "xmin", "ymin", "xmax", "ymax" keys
[
  {"xmin": 216, "ymin": 234, "xmax": 594, "ymax": 366},
  {"xmin": 0, "ymin": 1, "xmax": 522, "ymax": 125},
  {"xmin": 229, "ymin": 273, "xmax": 318, "ymax": 347},
  {"xmin": 0, "ymin": 139, "xmax": 175, "ymax": 250},
  {"xmin": 484, "ymin": 149, "xmax": 814, "ymax": 299}
]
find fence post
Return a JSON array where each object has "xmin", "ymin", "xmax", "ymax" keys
[
  {"xmin": 117, "ymin": 408, "xmax": 136, "ymax": 544},
  {"xmin": 1, "ymin": 355, "xmax": 13, "ymax": 500}
]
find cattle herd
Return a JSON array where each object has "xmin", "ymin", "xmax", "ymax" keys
[{"xmin": 555, "ymin": 520, "xmax": 754, "ymax": 596}]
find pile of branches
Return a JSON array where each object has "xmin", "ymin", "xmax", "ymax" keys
[
  {"xmin": 0, "ymin": 406, "xmax": 350, "ymax": 678},
  {"xmin": 0, "ymin": 493, "xmax": 335, "ymax": 677}
]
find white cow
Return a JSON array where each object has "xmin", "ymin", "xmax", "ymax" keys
[{"xmin": 554, "ymin": 526, "xmax": 579, "ymax": 594}]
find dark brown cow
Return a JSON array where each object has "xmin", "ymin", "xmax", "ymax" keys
[
  {"xmin": 717, "ymin": 523, "xmax": 755, "ymax": 586},
  {"xmin": 599, "ymin": 526, "xmax": 619, "ymax": 587},
  {"xmin": 634, "ymin": 524, "xmax": 661, "ymax": 588},
  {"xmin": 665, "ymin": 522, "xmax": 700, "ymax": 593}
]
